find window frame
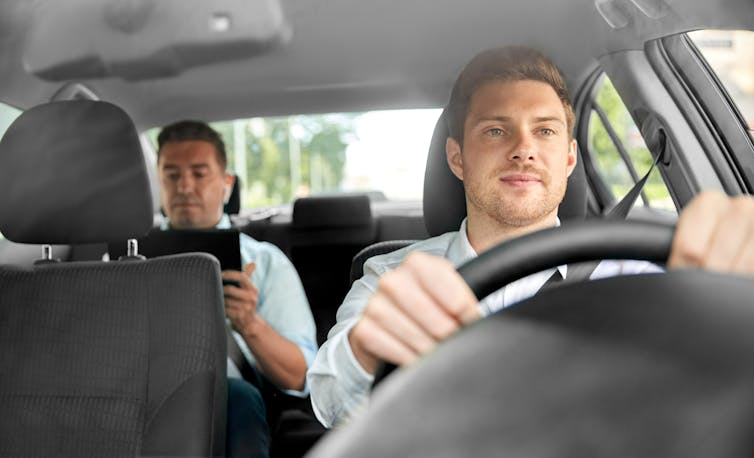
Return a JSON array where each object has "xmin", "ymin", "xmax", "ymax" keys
[
  {"xmin": 587, "ymin": 73, "xmax": 656, "ymax": 208},
  {"xmin": 576, "ymin": 70, "xmax": 675, "ymax": 215},
  {"xmin": 589, "ymin": 46, "xmax": 728, "ymax": 212}
]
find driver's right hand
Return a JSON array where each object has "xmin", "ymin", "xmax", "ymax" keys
[{"xmin": 348, "ymin": 251, "xmax": 481, "ymax": 374}]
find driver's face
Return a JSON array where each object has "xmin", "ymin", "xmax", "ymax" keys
[
  {"xmin": 447, "ymin": 79, "xmax": 577, "ymax": 228},
  {"xmin": 158, "ymin": 140, "xmax": 233, "ymax": 229}
]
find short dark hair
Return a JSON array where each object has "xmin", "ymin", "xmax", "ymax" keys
[
  {"xmin": 157, "ymin": 120, "xmax": 227, "ymax": 170},
  {"xmin": 446, "ymin": 46, "xmax": 575, "ymax": 144}
]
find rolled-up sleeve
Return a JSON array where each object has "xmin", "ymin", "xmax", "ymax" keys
[{"xmin": 241, "ymin": 237, "xmax": 318, "ymax": 397}]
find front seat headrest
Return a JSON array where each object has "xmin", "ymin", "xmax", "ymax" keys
[
  {"xmin": 0, "ymin": 100, "xmax": 153, "ymax": 244},
  {"xmin": 423, "ymin": 110, "xmax": 588, "ymax": 237}
]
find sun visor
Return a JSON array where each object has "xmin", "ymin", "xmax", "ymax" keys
[{"xmin": 23, "ymin": 0, "xmax": 291, "ymax": 81}]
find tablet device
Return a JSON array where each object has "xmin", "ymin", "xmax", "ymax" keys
[{"xmin": 108, "ymin": 228, "xmax": 243, "ymax": 272}]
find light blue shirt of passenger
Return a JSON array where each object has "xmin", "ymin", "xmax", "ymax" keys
[
  {"xmin": 164, "ymin": 214, "xmax": 318, "ymax": 397},
  {"xmin": 308, "ymin": 218, "xmax": 663, "ymax": 427}
]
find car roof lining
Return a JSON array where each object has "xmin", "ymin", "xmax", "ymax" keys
[{"xmin": 0, "ymin": 0, "xmax": 752, "ymax": 129}]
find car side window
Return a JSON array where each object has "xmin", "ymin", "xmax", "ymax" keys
[
  {"xmin": 0, "ymin": 102, "xmax": 22, "ymax": 239},
  {"xmin": 687, "ymin": 30, "xmax": 754, "ymax": 137},
  {"xmin": 585, "ymin": 74, "xmax": 676, "ymax": 213}
]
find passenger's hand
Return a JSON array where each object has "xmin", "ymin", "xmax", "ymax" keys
[
  {"xmin": 669, "ymin": 190, "xmax": 754, "ymax": 275},
  {"xmin": 349, "ymin": 252, "xmax": 481, "ymax": 374},
  {"xmin": 223, "ymin": 263, "xmax": 261, "ymax": 335}
]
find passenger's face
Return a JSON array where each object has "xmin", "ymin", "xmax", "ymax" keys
[
  {"xmin": 158, "ymin": 140, "xmax": 234, "ymax": 229},
  {"xmin": 447, "ymin": 79, "xmax": 577, "ymax": 228}
]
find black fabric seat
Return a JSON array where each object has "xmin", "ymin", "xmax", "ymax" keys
[
  {"xmin": 0, "ymin": 100, "xmax": 227, "ymax": 457},
  {"xmin": 349, "ymin": 110, "xmax": 588, "ymax": 283},
  {"xmin": 291, "ymin": 194, "xmax": 377, "ymax": 345}
]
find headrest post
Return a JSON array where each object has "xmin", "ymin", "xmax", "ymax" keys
[
  {"xmin": 127, "ymin": 239, "xmax": 139, "ymax": 257},
  {"xmin": 118, "ymin": 238, "xmax": 146, "ymax": 261},
  {"xmin": 33, "ymin": 244, "xmax": 61, "ymax": 265}
]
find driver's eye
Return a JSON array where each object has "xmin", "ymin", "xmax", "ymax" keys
[
  {"xmin": 486, "ymin": 128, "xmax": 504, "ymax": 136},
  {"xmin": 539, "ymin": 128, "xmax": 555, "ymax": 136}
]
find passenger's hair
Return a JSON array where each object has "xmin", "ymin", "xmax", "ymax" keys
[
  {"xmin": 157, "ymin": 120, "xmax": 227, "ymax": 170},
  {"xmin": 446, "ymin": 46, "xmax": 575, "ymax": 144}
]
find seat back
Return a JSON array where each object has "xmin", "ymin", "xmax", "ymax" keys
[
  {"xmin": 291, "ymin": 195, "xmax": 376, "ymax": 345},
  {"xmin": 0, "ymin": 100, "xmax": 227, "ymax": 457}
]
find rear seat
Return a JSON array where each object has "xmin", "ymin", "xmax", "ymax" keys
[
  {"xmin": 376, "ymin": 214, "xmax": 429, "ymax": 241},
  {"xmin": 289, "ymin": 195, "xmax": 376, "ymax": 345},
  {"xmin": 243, "ymin": 212, "xmax": 293, "ymax": 258}
]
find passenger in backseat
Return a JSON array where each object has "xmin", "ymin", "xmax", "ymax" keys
[{"xmin": 156, "ymin": 120, "xmax": 317, "ymax": 457}]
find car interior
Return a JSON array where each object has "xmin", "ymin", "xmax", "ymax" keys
[{"xmin": 1, "ymin": 0, "xmax": 753, "ymax": 456}]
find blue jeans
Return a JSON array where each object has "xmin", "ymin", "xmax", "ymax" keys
[{"xmin": 226, "ymin": 378, "xmax": 271, "ymax": 458}]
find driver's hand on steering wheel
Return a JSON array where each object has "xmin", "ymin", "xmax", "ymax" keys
[
  {"xmin": 670, "ymin": 190, "xmax": 754, "ymax": 275},
  {"xmin": 348, "ymin": 190, "xmax": 754, "ymax": 375},
  {"xmin": 349, "ymin": 252, "xmax": 480, "ymax": 374}
]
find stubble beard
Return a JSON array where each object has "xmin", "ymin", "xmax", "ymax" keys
[{"xmin": 465, "ymin": 167, "xmax": 567, "ymax": 228}]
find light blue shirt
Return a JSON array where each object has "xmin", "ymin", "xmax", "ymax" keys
[
  {"xmin": 307, "ymin": 218, "xmax": 662, "ymax": 427},
  {"xmin": 165, "ymin": 215, "xmax": 318, "ymax": 397}
]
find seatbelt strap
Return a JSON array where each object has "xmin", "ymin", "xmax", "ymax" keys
[
  {"xmin": 605, "ymin": 147, "xmax": 663, "ymax": 219},
  {"xmin": 548, "ymin": 143, "xmax": 665, "ymax": 285},
  {"xmin": 226, "ymin": 328, "xmax": 262, "ymax": 388}
]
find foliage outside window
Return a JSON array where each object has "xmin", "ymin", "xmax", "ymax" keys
[
  {"xmin": 587, "ymin": 75, "xmax": 675, "ymax": 212},
  {"xmin": 214, "ymin": 114, "xmax": 355, "ymax": 207}
]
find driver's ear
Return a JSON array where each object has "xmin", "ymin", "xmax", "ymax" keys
[
  {"xmin": 565, "ymin": 139, "xmax": 578, "ymax": 177},
  {"xmin": 447, "ymin": 137, "xmax": 464, "ymax": 181}
]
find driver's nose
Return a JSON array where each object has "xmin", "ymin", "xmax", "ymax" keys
[{"xmin": 508, "ymin": 131, "xmax": 537, "ymax": 162}]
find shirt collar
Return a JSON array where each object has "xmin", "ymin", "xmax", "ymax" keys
[
  {"xmin": 449, "ymin": 216, "xmax": 567, "ymax": 278},
  {"xmin": 215, "ymin": 214, "xmax": 232, "ymax": 229}
]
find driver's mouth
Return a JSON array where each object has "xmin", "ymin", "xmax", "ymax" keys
[{"xmin": 500, "ymin": 174, "xmax": 542, "ymax": 187}]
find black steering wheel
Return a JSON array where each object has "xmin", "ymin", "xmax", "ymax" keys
[
  {"xmin": 317, "ymin": 220, "xmax": 754, "ymax": 458},
  {"xmin": 372, "ymin": 219, "xmax": 674, "ymax": 387}
]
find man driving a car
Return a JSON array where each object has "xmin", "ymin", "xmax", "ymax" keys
[
  {"xmin": 307, "ymin": 46, "xmax": 754, "ymax": 429},
  {"xmin": 157, "ymin": 120, "xmax": 318, "ymax": 456}
]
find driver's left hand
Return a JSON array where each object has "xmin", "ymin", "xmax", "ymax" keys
[
  {"xmin": 669, "ymin": 190, "xmax": 754, "ymax": 275},
  {"xmin": 223, "ymin": 262, "xmax": 261, "ymax": 335}
]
